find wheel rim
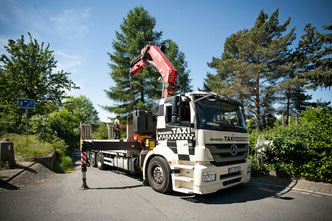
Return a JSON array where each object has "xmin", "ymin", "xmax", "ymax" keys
[
  {"xmin": 91, "ymin": 153, "xmax": 95, "ymax": 165},
  {"xmin": 152, "ymin": 166, "xmax": 164, "ymax": 184},
  {"xmin": 97, "ymin": 153, "xmax": 102, "ymax": 167}
]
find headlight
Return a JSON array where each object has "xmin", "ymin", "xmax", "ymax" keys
[
  {"xmin": 202, "ymin": 172, "xmax": 216, "ymax": 182},
  {"xmin": 247, "ymin": 165, "xmax": 251, "ymax": 174}
]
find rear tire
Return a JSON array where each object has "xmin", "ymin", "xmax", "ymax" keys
[
  {"xmin": 97, "ymin": 152, "xmax": 107, "ymax": 170},
  {"xmin": 147, "ymin": 156, "xmax": 172, "ymax": 193}
]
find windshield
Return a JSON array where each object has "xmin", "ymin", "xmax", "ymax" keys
[{"xmin": 195, "ymin": 97, "xmax": 246, "ymax": 132}]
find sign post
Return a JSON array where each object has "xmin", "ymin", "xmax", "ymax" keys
[{"xmin": 17, "ymin": 98, "xmax": 35, "ymax": 141}]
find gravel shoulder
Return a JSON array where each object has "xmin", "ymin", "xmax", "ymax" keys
[{"xmin": 0, "ymin": 162, "xmax": 55, "ymax": 191}]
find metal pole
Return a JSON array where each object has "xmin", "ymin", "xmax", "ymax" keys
[{"xmin": 26, "ymin": 108, "xmax": 28, "ymax": 141}]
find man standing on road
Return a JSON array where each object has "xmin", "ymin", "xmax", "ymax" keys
[{"xmin": 114, "ymin": 115, "xmax": 125, "ymax": 139}]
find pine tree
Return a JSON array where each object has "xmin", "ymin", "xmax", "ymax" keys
[
  {"xmin": 205, "ymin": 9, "xmax": 295, "ymax": 128},
  {"xmin": 277, "ymin": 50, "xmax": 311, "ymax": 123},
  {"xmin": 296, "ymin": 23, "xmax": 332, "ymax": 88},
  {"xmin": 104, "ymin": 7, "xmax": 191, "ymax": 117}
]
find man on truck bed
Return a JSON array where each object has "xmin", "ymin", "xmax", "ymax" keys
[{"xmin": 114, "ymin": 115, "xmax": 125, "ymax": 139}]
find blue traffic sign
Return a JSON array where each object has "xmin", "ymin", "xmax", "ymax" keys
[{"xmin": 18, "ymin": 98, "xmax": 35, "ymax": 109}]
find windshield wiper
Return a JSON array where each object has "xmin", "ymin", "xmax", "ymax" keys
[{"xmin": 194, "ymin": 95, "xmax": 211, "ymax": 103}]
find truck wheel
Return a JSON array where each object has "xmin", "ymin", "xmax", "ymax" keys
[
  {"xmin": 147, "ymin": 156, "xmax": 172, "ymax": 193},
  {"xmin": 97, "ymin": 152, "xmax": 107, "ymax": 170},
  {"xmin": 90, "ymin": 151, "xmax": 97, "ymax": 167}
]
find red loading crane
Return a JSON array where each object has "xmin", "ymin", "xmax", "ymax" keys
[{"xmin": 130, "ymin": 44, "xmax": 179, "ymax": 98}]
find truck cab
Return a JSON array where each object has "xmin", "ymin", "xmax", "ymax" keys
[{"xmin": 140, "ymin": 91, "xmax": 251, "ymax": 194}]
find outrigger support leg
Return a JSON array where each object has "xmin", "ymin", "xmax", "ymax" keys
[{"xmin": 80, "ymin": 149, "xmax": 89, "ymax": 190}]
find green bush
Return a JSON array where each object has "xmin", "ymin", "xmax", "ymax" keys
[
  {"xmin": 275, "ymin": 162, "xmax": 294, "ymax": 178},
  {"xmin": 249, "ymin": 156, "xmax": 269, "ymax": 176},
  {"xmin": 53, "ymin": 155, "xmax": 73, "ymax": 173},
  {"xmin": 258, "ymin": 107, "xmax": 332, "ymax": 182},
  {"xmin": 249, "ymin": 129, "xmax": 260, "ymax": 155},
  {"xmin": 51, "ymin": 136, "xmax": 69, "ymax": 155}
]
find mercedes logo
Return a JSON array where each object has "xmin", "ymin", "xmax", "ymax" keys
[{"xmin": 230, "ymin": 144, "xmax": 238, "ymax": 156}]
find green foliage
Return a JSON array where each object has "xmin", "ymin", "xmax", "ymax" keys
[
  {"xmin": 30, "ymin": 109, "xmax": 78, "ymax": 148},
  {"xmin": 93, "ymin": 123, "xmax": 109, "ymax": 140},
  {"xmin": 249, "ymin": 156, "xmax": 269, "ymax": 176},
  {"xmin": 0, "ymin": 33, "xmax": 78, "ymax": 134},
  {"xmin": 275, "ymin": 162, "xmax": 294, "ymax": 178},
  {"xmin": 53, "ymin": 155, "xmax": 72, "ymax": 173},
  {"xmin": 0, "ymin": 133, "xmax": 62, "ymax": 157},
  {"xmin": 63, "ymin": 96, "xmax": 100, "ymax": 126},
  {"xmin": 51, "ymin": 137, "xmax": 69, "ymax": 155},
  {"xmin": 0, "ymin": 133, "xmax": 71, "ymax": 173},
  {"xmin": 257, "ymin": 107, "xmax": 332, "ymax": 182},
  {"xmin": 248, "ymin": 128, "xmax": 260, "ymax": 154},
  {"xmin": 205, "ymin": 9, "xmax": 295, "ymax": 129},
  {"xmin": 30, "ymin": 95, "xmax": 99, "ymax": 147},
  {"xmin": 296, "ymin": 23, "xmax": 332, "ymax": 88}
]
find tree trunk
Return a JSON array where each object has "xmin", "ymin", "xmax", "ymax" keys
[
  {"xmin": 256, "ymin": 75, "xmax": 261, "ymax": 129},
  {"xmin": 285, "ymin": 89, "xmax": 290, "ymax": 126}
]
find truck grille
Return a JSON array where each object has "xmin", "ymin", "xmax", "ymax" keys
[{"xmin": 206, "ymin": 144, "xmax": 248, "ymax": 166}]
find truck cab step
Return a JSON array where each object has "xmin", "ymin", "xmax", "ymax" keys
[
  {"xmin": 173, "ymin": 164, "xmax": 195, "ymax": 170},
  {"xmin": 173, "ymin": 187, "xmax": 194, "ymax": 194},
  {"xmin": 174, "ymin": 176, "xmax": 194, "ymax": 182}
]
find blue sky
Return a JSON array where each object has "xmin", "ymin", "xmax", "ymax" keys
[{"xmin": 1, "ymin": 0, "xmax": 331, "ymax": 122}]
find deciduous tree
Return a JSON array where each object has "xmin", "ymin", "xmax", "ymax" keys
[{"xmin": 0, "ymin": 33, "xmax": 77, "ymax": 133}]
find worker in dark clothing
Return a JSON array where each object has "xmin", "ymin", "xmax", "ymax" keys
[{"xmin": 114, "ymin": 115, "xmax": 125, "ymax": 139}]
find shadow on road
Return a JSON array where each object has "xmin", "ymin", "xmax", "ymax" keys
[
  {"xmin": 72, "ymin": 150, "xmax": 297, "ymax": 204},
  {"xmin": 88, "ymin": 184, "xmax": 144, "ymax": 190},
  {"xmin": 0, "ymin": 180, "xmax": 19, "ymax": 190},
  {"xmin": 178, "ymin": 178, "xmax": 295, "ymax": 204}
]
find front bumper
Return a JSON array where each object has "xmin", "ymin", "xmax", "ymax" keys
[{"xmin": 193, "ymin": 160, "xmax": 251, "ymax": 194}]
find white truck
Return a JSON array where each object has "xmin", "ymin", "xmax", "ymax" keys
[{"xmin": 80, "ymin": 44, "xmax": 251, "ymax": 194}]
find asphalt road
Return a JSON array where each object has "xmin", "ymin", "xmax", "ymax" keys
[{"xmin": 0, "ymin": 152, "xmax": 331, "ymax": 221}]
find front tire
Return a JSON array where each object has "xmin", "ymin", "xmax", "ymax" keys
[
  {"xmin": 147, "ymin": 156, "xmax": 172, "ymax": 193},
  {"xmin": 96, "ymin": 152, "xmax": 107, "ymax": 170}
]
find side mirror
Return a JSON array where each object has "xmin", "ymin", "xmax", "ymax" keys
[{"xmin": 171, "ymin": 95, "xmax": 182, "ymax": 124}]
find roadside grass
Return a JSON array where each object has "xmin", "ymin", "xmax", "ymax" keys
[
  {"xmin": 1, "ymin": 133, "xmax": 73, "ymax": 173},
  {"xmin": 1, "ymin": 134, "xmax": 54, "ymax": 157}
]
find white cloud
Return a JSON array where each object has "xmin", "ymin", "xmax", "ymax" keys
[
  {"xmin": 0, "ymin": 1, "xmax": 90, "ymax": 41},
  {"xmin": 49, "ymin": 8, "xmax": 90, "ymax": 39},
  {"xmin": 54, "ymin": 50, "xmax": 82, "ymax": 74}
]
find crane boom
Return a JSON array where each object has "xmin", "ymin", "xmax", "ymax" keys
[{"xmin": 130, "ymin": 44, "xmax": 179, "ymax": 98}]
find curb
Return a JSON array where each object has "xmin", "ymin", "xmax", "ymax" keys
[{"xmin": 251, "ymin": 181, "xmax": 332, "ymax": 198}]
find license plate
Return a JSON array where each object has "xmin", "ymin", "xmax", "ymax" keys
[{"xmin": 228, "ymin": 166, "xmax": 241, "ymax": 174}]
